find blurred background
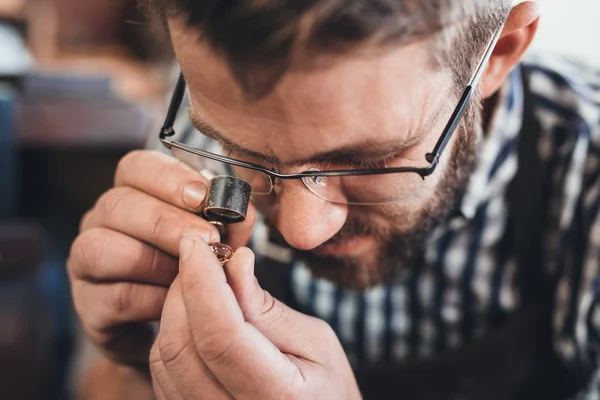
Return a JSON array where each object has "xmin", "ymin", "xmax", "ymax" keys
[{"xmin": 0, "ymin": 0, "xmax": 597, "ymax": 399}]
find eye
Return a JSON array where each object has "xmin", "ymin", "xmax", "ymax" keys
[
  {"xmin": 305, "ymin": 168, "xmax": 325, "ymax": 185},
  {"xmin": 311, "ymin": 175, "xmax": 325, "ymax": 186}
]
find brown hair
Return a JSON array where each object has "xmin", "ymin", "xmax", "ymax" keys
[{"xmin": 149, "ymin": 0, "xmax": 511, "ymax": 97}]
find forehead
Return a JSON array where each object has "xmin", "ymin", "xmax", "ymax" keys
[{"xmin": 168, "ymin": 18, "xmax": 453, "ymax": 162}]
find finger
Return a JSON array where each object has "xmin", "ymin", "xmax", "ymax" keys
[
  {"xmin": 158, "ymin": 278, "xmax": 232, "ymax": 399},
  {"xmin": 151, "ymin": 376, "xmax": 170, "ymax": 400},
  {"xmin": 224, "ymin": 202, "xmax": 257, "ymax": 250},
  {"xmin": 69, "ymin": 227, "xmax": 178, "ymax": 286},
  {"xmin": 224, "ymin": 247, "xmax": 334, "ymax": 359},
  {"xmin": 179, "ymin": 235, "xmax": 303, "ymax": 399},
  {"xmin": 115, "ymin": 150, "xmax": 209, "ymax": 213},
  {"xmin": 225, "ymin": 250, "xmax": 358, "ymax": 397},
  {"xmin": 73, "ymin": 280, "xmax": 167, "ymax": 365},
  {"xmin": 79, "ymin": 208, "xmax": 94, "ymax": 233},
  {"xmin": 73, "ymin": 279, "xmax": 168, "ymax": 362},
  {"xmin": 73, "ymin": 279, "xmax": 168, "ymax": 330},
  {"xmin": 116, "ymin": 149, "xmax": 258, "ymax": 250},
  {"xmin": 150, "ymin": 341, "xmax": 183, "ymax": 400},
  {"xmin": 112, "ymin": 149, "xmax": 257, "ymax": 250},
  {"xmin": 82, "ymin": 186, "xmax": 220, "ymax": 256}
]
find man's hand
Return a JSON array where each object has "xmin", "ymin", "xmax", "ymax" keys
[
  {"xmin": 149, "ymin": 232, "xmax": 362, "ymax": 400},
  {"xmin": 67, "ymin": 150, "xmax": 256, "ymax": 367}
]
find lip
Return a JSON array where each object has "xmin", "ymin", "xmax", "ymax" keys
[{"xmin": 313, "ymin": 237, "xmax": 372, "ymax": 256}]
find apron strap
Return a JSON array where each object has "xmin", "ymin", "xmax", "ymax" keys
[{"xmin": 508, "ymin": 65, "xmax": 546, "ymax": 302}]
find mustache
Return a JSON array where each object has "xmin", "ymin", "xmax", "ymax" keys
[
  {"xmin": 261, "ymin": 211, "xmax": 389, "ymax": 249},
  {"xmin": 319, "ymin": 215, "xmax": 389, "ymax": 246}
]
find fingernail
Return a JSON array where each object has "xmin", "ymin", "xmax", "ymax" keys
[
  {"xmin": 180, "ymin": 237, "xmax": 194, "ymax": 262},
  {"xmin": 184, "ymin": 226, "xmax": 212, "ymax": 242},
  {"xmin": 182, "ymin": 182, "xmax": 207, "ymax": 210}
]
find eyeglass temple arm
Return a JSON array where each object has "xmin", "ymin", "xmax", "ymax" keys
[
  {"xmin": 160, "ymin": 73, "xmax": 187, "ymax": 140},
  {"xmin": 425, "ymin": 24, "xmax": 505, "ymax": 166}
]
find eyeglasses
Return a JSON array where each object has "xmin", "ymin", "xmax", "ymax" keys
[{"xmin": 159, "ymin": 24, "xmax": 504, "ymax": 206}]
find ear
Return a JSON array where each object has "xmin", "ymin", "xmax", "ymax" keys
[{"xmin": 481, "ymin": 1, "xmax": 542, "ymax": 99}]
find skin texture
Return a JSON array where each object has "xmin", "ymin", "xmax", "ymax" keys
[{"xmin": 67, "ymin": 2, "xmax": 541, "ymax": 399}]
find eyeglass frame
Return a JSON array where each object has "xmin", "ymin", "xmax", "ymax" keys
[{"xmin": 159, "ymin": 23, "xmax": 504, "ymax": 190}]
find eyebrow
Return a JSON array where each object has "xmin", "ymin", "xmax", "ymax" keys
[{"xmin": 188, "ymin": 110, "xmax": 438, "ymax": 167}]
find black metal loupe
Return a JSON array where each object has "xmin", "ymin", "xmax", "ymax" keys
[{"xmin": 203, "ymin": 176, "xmax": 251, "ymax": 224}]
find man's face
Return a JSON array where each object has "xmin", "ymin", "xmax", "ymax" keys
[{"xmin": 169, "ymin": 19, "xmax": 479, "ymax": 289}]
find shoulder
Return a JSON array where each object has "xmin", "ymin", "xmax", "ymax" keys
[
  {"xmin": 521, "ymin": 52, "xmax": 600, "ymax": 145},
  {"xmin": 515, "ymin": 53, "xmax": 600, "ymax": 249},
  {"xmin": 520, "ymin": 53, "xmax": 600, "ymax": 201}
]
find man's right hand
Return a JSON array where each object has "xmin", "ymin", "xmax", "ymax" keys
[{"xmin": 67, "ymin": 150, "xmax": 256, "ymax": 368}]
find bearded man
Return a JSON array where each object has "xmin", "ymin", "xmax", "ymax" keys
[{"xmin": 68, "ymin": 0, "xmax": 600, "ymax": 398}]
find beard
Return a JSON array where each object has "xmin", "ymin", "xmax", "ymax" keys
[{"xmin": 262, "ymin": 100, "xmax": 481, "ymax": 290}]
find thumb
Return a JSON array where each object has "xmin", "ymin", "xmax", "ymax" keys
[{"xmin": 224, "ymin": 248, "xmax": 332, "ymax": 359}]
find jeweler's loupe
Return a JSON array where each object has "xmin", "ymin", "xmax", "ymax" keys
[
  {"xmin": 203, "ymin": 176, "xmax": 251, "ymax": 224},
  {"xmin": 203, "ymin": 175, "xmax": 251, "ymax": 265}
]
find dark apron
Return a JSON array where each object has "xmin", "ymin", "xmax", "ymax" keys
[{"xmin": 256, "ymin": 66, "xmax": 586, "ymax": 399}]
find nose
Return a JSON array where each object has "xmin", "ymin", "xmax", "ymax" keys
[{"xmin": 272, "ymin": 180, "xmax": 347, "ymax": 251}]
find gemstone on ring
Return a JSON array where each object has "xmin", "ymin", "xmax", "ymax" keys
[{"xmin": 208, "ymin": 242, "xmax": 234, "ymax": 265}]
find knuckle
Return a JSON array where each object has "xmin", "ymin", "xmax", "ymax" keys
[
  {"xmin": 196, "ymin": 328, "xmax": 239, "ymax": 364},
  {"xmin": 318, "ymin": 319, "xmax": 337, "ymax": 343},
  {"xmin": 68, "ymin": 237, "xmax": 85, "ymax": 279},
  {"xmin": 158, "ymin": 336, "xmax": 194, "ymax": 367},
  {"xmin": 71, "ymin": 229, "xmax": 103, "ymax": 278},
  {"xmin": 315, "ymin": 317, "xmax": 334, "ymax": 334},
  {"xmin": 69, "ymin": 281, "xmax": 86, "ymax": 317},
  {"xmin": 97, "ymin": 188, "xmax": 127, "ymax": 223},
  {"xmin": 70, "ymin": 282, "xmax": 108, "ymax": 334},
  {"xmin": 149, "ymin": 207, "xmax": 177, "ymax": 239},
  {"xmin": 143, "ymin": 246, "xmax": 162, "ymax": 277},
  {"xmin": 115, "ymin": 150, "xmax": 144, "ymax": 182},
  {"xmin": 257, "ymin": 292, "xmax": 285, "ymax": 326},
  {"xmin": 110, "ymin": 282, "xmax": 136, "ymax": 315},
  {"xmin": 143, "ymin": 246, "xmax": 178, "ymax": 283},
  {"xmin": 67, "ymin": 229, "xmax": 103, "ymax": 278},
  {"xmin": 149, "ymin": 345, "xmax": 166, "ymax": 377},
  {"xmin": 79, "ymin": 208, "xmax": 94, "ymax": 232},
  {"xmin": 149, "ymin": 341, "xmax": 162, "ymax": 365},
  {"xmin": 312, "ymin": 318, "xmax": 340, "ymax": 356}
]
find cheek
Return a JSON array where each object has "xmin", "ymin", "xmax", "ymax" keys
[
  {"xmin": 359, "ymin": 172, "xmax": 448, "ymax": 226},
  {"xmin": 251, "ymin": 168, "xmax": 444, "ymax": 220},
  {"xmin": 251, "ymin": 195, "xmax": 276, "ymax": 219}
]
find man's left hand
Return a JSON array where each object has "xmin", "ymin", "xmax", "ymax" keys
[{"xmin": 149, "ymin": 229, "xmax": 362, "ymax": 400}]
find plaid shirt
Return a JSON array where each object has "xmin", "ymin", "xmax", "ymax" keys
[{"xmin": 150, "ymin": 52, "xmax": 600, "ymax": 397}]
